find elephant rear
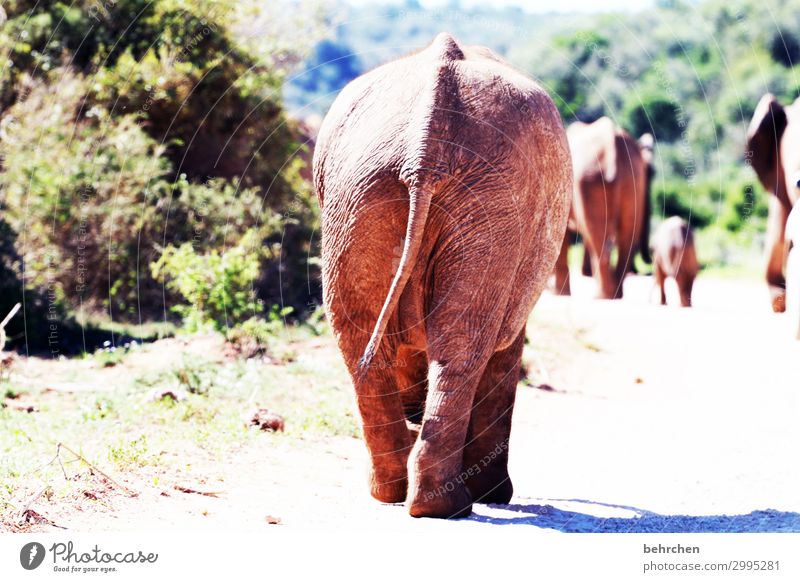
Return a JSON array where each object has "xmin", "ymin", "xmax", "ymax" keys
[
  {"xmin": 314, "ymin": 33, "xmax": 572, "ymax": 360},
  {"xmin": 313, "ymin": 33, "xmax": 572, "ymax": 518},
  {"xmin": 652, "ymin": 216, "xmax": 698, "ymax": 307},
  {"xmin": 562, "ymin": 117, "xmax": 652, "ymax": 299}
]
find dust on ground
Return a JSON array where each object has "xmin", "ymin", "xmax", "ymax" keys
[{"xmin": 2, "ymin": 273, "xmax": 799, "ymax": 532}]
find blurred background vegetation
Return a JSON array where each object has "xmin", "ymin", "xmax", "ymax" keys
[{"xmin": 1, "ymin": 0, "xmax": 798, "ymax": 354}]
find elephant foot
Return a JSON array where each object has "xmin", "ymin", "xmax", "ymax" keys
[
  {"xmin": 369, "ymin": 467, "xmax": 408, "ymax": 503},
  {"xmin": 771, "ymin": 292, "xmax": 786, "ymax": 313},
  {"xmin": 467, "ymin": 468, "xmax": 513, "ymax": 505},
  {"xmin": 407, "ymin": 473, "xmax": 473, "ymax": 518}
]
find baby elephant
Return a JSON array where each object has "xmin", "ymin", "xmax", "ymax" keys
[{"xmin": 652, "ymin": 217, "xmax": 698, "ymax": 307}]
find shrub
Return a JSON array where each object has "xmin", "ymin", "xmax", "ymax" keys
[
  {"xmin": 151, "ymin": 229, "xmax": 269, "ymax": 331},
  {"xmin": 0, "ymin": 72, "xmax": 171, "ymax": 318},
  {"xmin": 0, "ymin": 0, "xmax": 323, "ymax": 344},
  {"xmin": 225, "ymin": 308, "xmax": 292, "ymax": 359},
  {"xmin": 651, "ymin": 179, "xmax": 715, "ymax": 230},
  {"xmin": 171, "ymin": 355, "xmax": 218, "ymax": 396},
  {"xmin": 622, "ymin": 91, "xmax": 683, "ymax": 142}
]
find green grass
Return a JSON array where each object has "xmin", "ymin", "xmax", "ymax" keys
[
  {"xmin": 86, "ymin": 320, "xmax": 177, "ymax": 341},
  {"xmin": 0, "ymin": 328, "xmax": 358, "ymax": 517}
]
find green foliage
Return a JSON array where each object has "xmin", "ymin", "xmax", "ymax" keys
[
  {"xmin": 225, "ymin": 308, "xmax": 292, "ymax": 360},
  {"xmin": 151, "ymin": 230, "xmax": 266, "ymax": 331},
  {"xmin": 652, "ymin": 180, "xmax": 716, "ymax": 230},
  {"xmin": 0, "ymin": 1, "xmax": 323, "ymax": 348},
  {"xmin": 171, "ymin": 355, "xmax": 218, "ymax": 396},
  {"xmin": 652, "ymin": 172, "xmax": 769, "ymax": 234},
  {"xmin": 0, "ymin": 72, "xmax": 170, "ymax": 316},
  {"xmin": 547, "ymin": 30, "xmax": 611, "ymax": 119},
  {"xmin": 506, "ymin": 0, "xmax": 800, "ymax": 242},
  {"xmin": 109, "ymin": 434, "xmax": 149, "ymax": 468},
  {"xmin": 719, "ymin": 176, "xmax": 769, "ymax": 232},
  {"xmin": 622, "ymin": 89, "xmax": 683, "ymax": 142},
  {"xmin": 303, "ymin": 306, "xmax": 329, "ymax": 337}
]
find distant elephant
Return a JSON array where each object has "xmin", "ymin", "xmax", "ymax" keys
[
  {"xmin": 785, "ymin": 203, "xmax": 800, "ymax": 338},
  {"xmin": 651, "ymin": 216, "xmax": 698, "ymax": 307},
  {"xmin": 553, "ymin": 118, "xmax": 653, "ymax": 299},
  {"xmin": 746, "ymin": 93, "xmax": 800, "ymax": 312},
  {"xmin": 313, "ymin": 33, "xmax": 572, "ymax": 518}
]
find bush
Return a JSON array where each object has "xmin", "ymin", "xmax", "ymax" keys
[
  {"xmin": 720, "ymin": 177, "xmax": 769, "ymax": 233},
  {"xmin": 0, "ymin": 0, "xmax": 323, "ymax": 348},
  {"xmin": 151, "ymin": 230, "xmax": 269, "ymax": 331},
  {"xmin": 622, "ymin": 90, "xmax": 683, "ymax": 142},
  {"xmin": 652, "ymin": 179, "xmax": 715, "ymax": 230},
  {"xmin": 0, "ymin": 72, "xmax": 171, "ymax": 318},
  {"xmin": 225, "ymin": 308, "xmax": 292, "ymax": 359},
  {"xmin": 0, "ymin": 72, "xmax": 286, "ymax": 320},
  {"xmin": 651, "ymin": 171, "xmax": 769, "ymax": 236}
]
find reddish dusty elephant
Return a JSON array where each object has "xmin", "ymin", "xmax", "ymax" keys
[
  {"xmin": 652, "ymin": 216, "xmax": 699, "ymax": 307},
  {"xmin": 313, "ymin": 33, "xmax": 572, "ymax": 518},
  {"xmin": 746, "ymin": 94, "xmax": 800, "ymax": 313},
  {"xmin": 553, "ymin": 118, "xmax": 653, "ymax": 299}
]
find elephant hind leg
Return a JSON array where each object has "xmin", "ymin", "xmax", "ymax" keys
[
  {"xmin": 654, "ymin": 261, "xmax": 667, "ymax": 305},
  {"xmin": 407, "ymin": 357, "xmax": 486, "ymax": 518},
  {"xmin": 357, "ymin": 351, "xmax": 413, "ymax": 504},
  {"xmin": 577, "ymin": 196, "xmax": 618, "ymax": 298},
  {"xmin": 614, "ymin": 239, "xmax": 636, "ymax": 297},
  {"xmin": 461, "ymin": 328, "xmax": 525, "ymax": 505},
  {"xmin": 581, "ymin": 245, "xmax": 592, "ymax": 276},
  {"xmin": 553, "ymin": 232, "xmax": 572, "ymax": 296},
  {"xmin": 333, "ymin": 318, "xmax": 412, "ymax": 504},
  {"xmin": 395, "ymin": 345, "xmax": 428, "ymax": 439},
  {"xmin": 677, "ymin": 272, "xmax": 695, "ymax": 307},
  {"xmin": 585, "ymin": 236, "xmax": 617, "ymax": 299},
  {"xmin": 406, "ymin": 282, "xmax": 506, "ymax": 517},
  {"xmin": 766, "ymin": 196, "xmax": 789, "ymax": 312}
]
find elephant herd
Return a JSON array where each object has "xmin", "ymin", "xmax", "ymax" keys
[
  {"xmin": 552, "ymin": 116, "xmax": 698, "ymax": 307},
  {"xmin": 560, "ymin": 90, "xmax": 800, "ymax": 318},
  {"xmin": 312, "ymin": 33, "xmax": 795, "ymax": 519}
]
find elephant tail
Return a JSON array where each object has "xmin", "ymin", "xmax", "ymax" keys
[
  {"xmin": 357, "ymin": 179, "xmax": 433, "ymax": 375},
  {"xmin": 357, "ymin": 37, "xmax": 461, "ymax": 374}
]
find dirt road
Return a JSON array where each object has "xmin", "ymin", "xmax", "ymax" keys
[{"xmin": 17, "ymin": 274, "xmax": 800, "ymax": 532}]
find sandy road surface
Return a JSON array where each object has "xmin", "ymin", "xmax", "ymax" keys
[{"xmin": 29, "ymin": 274, "xmax": 800, "ymax": 532}]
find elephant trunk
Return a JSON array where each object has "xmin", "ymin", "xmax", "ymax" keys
[{"xmin": 358, "ymin": 180, "xmax": 433, "ymax": 374}]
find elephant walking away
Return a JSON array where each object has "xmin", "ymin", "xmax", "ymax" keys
[
  {"xmin": 552, "ymin": 119, "xmax": 653, "ymax": 299},
  {"xmin": 746, "ymin": 93, "xmax": 800, "ymax": 313},
  {"xmin": 313, "ymin": 33, "xmax": 572, "ymax": 518},
  {"xmin": 651, "ymin": 217, "xmax": 698, "ymax": 307}
]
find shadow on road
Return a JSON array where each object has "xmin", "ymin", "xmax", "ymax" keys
[{"xmin": 468, "ymin": 498, "xmax": 800, "ymax": 532}]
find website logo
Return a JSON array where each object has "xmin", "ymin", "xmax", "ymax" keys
[{"xmin": 20, "ymin": 542, "xmax": 46, "ymax": 570}]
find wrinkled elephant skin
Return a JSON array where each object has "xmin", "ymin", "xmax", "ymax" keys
[{"xmin": 313, "ymin": 33, "xmax": 572, "ymax": 518}]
